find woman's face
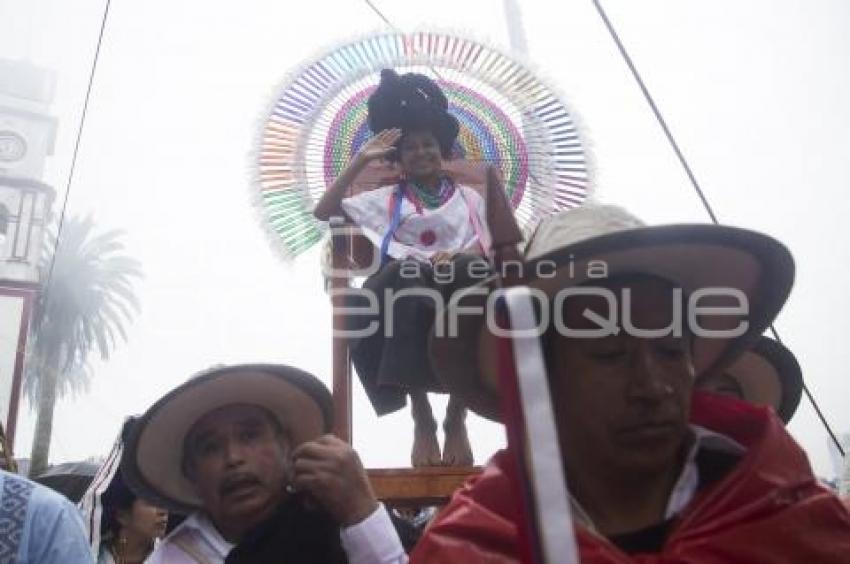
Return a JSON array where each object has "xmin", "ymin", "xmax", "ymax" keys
[
  {"xmin": 398, "ymin": 130, "xmax": 443, "ymax": 180},
  {"xmin": 118, "ymin": 499, "xmax": 169, "ymax": 540}
]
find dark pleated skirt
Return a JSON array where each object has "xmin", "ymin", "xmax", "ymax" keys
[{"xmin": 346, "ymin": 254, "xmax": 491, "ymax": 416}]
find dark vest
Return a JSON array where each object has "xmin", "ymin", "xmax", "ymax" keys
[{"xmin": 225, "ymin": 495, "xmax": 347, "ymax": 564}]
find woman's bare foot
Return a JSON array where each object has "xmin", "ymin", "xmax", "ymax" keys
[
  {"xmin": 410, "ymin": 390, "xmax": 441, "ymax": 467},
  {"xmin": 442, "ymin": 395, "xmax": 473, "ymax": 466},
  {"xmin": 442, "ymin": 420, "xmax": 473, "ymax": 466},
  {"xmin": 411, "ymin": 423, "xmax": 442, "ymax": 467}
]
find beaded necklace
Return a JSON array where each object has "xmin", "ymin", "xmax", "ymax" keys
[{"xmin": 406, "ymin": 176, "xmax": 455, "ymax": 211}]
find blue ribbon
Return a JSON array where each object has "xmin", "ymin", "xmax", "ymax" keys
[{"xmin": 379, "ymin": 183, "xmax": 405, "ymax": 266}]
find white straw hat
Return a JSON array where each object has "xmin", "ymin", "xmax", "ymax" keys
[
  {"xmin": 122, "ymin": 364, "xmax": 332, "ymax": 512},
  {"xmin": 431, "ymin": 204, "xmax": 795, "ymax": 421}
]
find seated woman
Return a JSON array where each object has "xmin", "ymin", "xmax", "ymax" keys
[{"xmin": 314, "ymin": 69, "xmax": 490, "ymax": 467}]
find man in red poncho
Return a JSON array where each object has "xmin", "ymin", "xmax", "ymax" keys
[{"xmin": 414, "ymin": 204, "xmax": 850, "ymax": 562}]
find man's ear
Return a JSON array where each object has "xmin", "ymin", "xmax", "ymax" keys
[
  {"xmin": 183, "ymin": 460, "xmax": 205, "ymax": 498},
  {"xmin": 182, "ymin": 453, "xmax": 197, "ymax": 483}
]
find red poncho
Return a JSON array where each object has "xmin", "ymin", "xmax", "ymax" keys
[{"xmin": 411, "ymin": 393, "xmax": 850, "ymax": 563}]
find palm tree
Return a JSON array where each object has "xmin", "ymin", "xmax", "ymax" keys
[{"xmin": 25, "ymin": 215, "xmax": 142, "ymax": 477}]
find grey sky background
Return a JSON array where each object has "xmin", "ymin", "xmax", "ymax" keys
[{"xmin": 2, "ymin": 0, "xmax": 848, "ymax": 478}]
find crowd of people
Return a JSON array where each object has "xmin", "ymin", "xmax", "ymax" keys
[{"xmin": 2, "ymin": 68, "xmax": 850, "ymax": 562}]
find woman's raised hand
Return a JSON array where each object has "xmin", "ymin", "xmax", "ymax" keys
[
  {"xmin": 357, "ymin": 128, "xmax": 402, "ymax": 162},
  {"xmin": 314, "ymin": 130, "xmax": 402, "ymax": 220}
]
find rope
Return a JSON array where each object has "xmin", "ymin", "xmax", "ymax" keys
[
  {"xmin": 359, "ymin": 1, "xmax": 445, "ymax": 81},
  {"xmin": 592, "ymin": 0, "xmax": 844, "ymax": 457},
  {"xmin": 769, "ymin": 325, "xmax": 845, "ymax": 457},
  {"xmin": 25, "ymin": 0, "xmax": 112, "ymax": 467},
  {"xmin": 41, "ymin": 0, "xmax": 113, "ymax": 297},
  {"xmin": 362, "ymin": 0, "xmax": 394, "ymax": 28}
]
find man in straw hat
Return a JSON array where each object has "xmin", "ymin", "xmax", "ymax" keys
[
  {"xmin": 122, "ymin": 364, "xmax": 406, "ymax": 563},
  {"xmin": 412, "ymin": 204, "xmax": 850, "ymax": 561},
  {"xmin": 700, "ymin": 335, "xmax": 803, "ymax": 425}
]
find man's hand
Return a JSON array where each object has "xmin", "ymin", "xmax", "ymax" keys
[{"xmin": 291, "ymin": 434, "xmax": 378, "ymax": 527}]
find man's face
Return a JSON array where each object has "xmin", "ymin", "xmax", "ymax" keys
[
  {"xmin": 547, "ymin": 276, "xmax": 695, "ymax": 479},
  {"xmin": 700, "ymin": 372, "xmax": 745, "ymax": 400},
  {"xmin": 184, "ymin": 404, "xmax": 290, "ymax": 538}
]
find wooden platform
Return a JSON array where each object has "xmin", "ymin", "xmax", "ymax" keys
[
  {"xmin": 330, "ymin": 218, "xmax": 483, "ymax": 507},
  {"xmin": 368, "ymin": 466, "xmax": 481, "ymax": 507}
]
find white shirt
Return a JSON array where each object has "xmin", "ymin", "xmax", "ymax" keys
[
  {"xmin": 665, "ymin": 424, "xmax": 744, "ymax": 518},
  {"xmin": 570, "ymin": 424, "xmax": 745, "ymax": 531},
  {"xmin": 341, "ymin": 183, "xmax": 488, "ymax": 261},
  {"xmin": 145, "ymin": 504, "xmax": 407, "ymax": 564}
]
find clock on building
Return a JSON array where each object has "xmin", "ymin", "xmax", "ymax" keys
[{"xmin": 0, "ymin": 131, "xmax": 27, "ymax": 163}]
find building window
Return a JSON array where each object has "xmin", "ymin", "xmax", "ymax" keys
[{"xmin": 0, "ymin": 203, "xmax": 9, "ymax": 238}]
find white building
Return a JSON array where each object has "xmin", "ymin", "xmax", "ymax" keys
[{"xmin": 0, "ymin": 59, "xmax": 57, "ymax": 451}]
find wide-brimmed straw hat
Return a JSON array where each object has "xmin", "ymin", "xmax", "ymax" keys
[
  {"xmin": 122, "ymin": 364, "xmax": 333, "ymax": 513},
  {"xmin": 431, "ymin": 204, "xmax": 795, "ymax": 421},
  {"xmin": 708, "ymin": 336, "xmax": 803, "ymax": 423}
]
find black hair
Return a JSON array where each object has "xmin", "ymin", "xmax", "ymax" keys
[
  {"xmin": 100, "ymin": 468, "xmax": 137, "ymax": 538},
  {"xmin": 367, "ymin": 69, "xmax": 459, "ymax": 160},
  {"xmin": 101, "ymin": 418, "xmax": 140, "ymax": 537}
]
